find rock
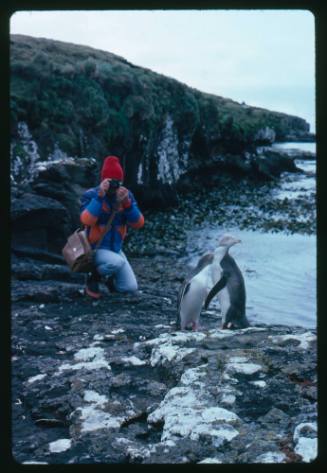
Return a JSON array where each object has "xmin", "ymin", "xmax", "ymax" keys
[
  {"xmin": 11, "ymin": 35, "xmax": 312, "ymax": 212},
  {"xmin": 32, "ymin": 157, "xmax": 98, "ymax": 230},
  {"xmin": 11, "ymin": 258, "xmax": 84, "ymax": 283},
  {"xmin": 11, "ymin": 158, "xmax": 98, "ymax": 255},
  {"xmin": 253, "ymin": 149, "xmax": 301, "ymax": 180},
  {"xmin": 11, "ymin": 280, "xmax": 84, "ymax": 302},
  {"xmin": 12, "ymin": 247, "xmax": 66, "ymax": 264},
  {"xmin": 11, "ymin": 272, "xmax": 317, "ymax": 465},
  {"xmin": 254, "ymin": 127, "xmax": 276, "ymax": 144},
  {"xmin": 10, "ymin": 134, "xmax": 316, "ymax": 464},
  {"xmin": 274, "ymin": 148, "xmax": 315, "ymax": 161},
  {"xmin": 11, "ymin": 192, "xmax": 70, "ymax": 252}
]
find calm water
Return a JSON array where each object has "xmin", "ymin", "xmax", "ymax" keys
[
  {"xmin": 185, "ymin": 142, "xmax": 316, "ymax": 329},
  {"xmin": 272, "ymin": 142, "xmax": 316, "ymax": 200},
  {"xmin": 272, "ymin": 142, "xmax": 316, "ymax": 153},
  {"xmin": 185, "ymin": 228, "xmax": 316, "ymax": 329}
]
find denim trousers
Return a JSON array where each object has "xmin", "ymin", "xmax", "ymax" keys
[{"xmin": 94, "ymin": 249, "xmax": 138, "ymax": 293}]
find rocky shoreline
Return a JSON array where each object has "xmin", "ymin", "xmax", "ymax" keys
[
  {"xmin": 11, "ymin": 251, "xmax": 317, "ymax": 464},
  {"xmin": 11, "ymin": 144, "xmax": 317, "ymax": 464},
  {"xmin": 10, "ymin": 33, "xmax": 317, "ymax": 463}
]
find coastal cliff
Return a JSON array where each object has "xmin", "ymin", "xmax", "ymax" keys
[
  {"xmin": 11, "ymin": 34, "xmax": 313, "ymax": 209},
  {"xmin": 10, "ymin": 34, "xmax": 317, "ymax": 465}
]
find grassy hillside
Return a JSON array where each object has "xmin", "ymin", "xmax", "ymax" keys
[{"xmin": 10, "ymin": 34, "xmax": 310, "ymax": 189}]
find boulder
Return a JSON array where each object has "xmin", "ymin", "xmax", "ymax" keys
[
  {"xmin": 32, "ymin": 157, "xmax": 98, "ymax": 230},
  {"xmin": 252, "ymin": 149, "xmax": 301, "ymax": 180},
  {"xmin": 11, "ymin": 192, "xmax": 70, "ymax": 253}
]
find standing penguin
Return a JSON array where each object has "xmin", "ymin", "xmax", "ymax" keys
[
  {"xmin": 204, "ymin": 235, "xmax": 249, "ymax": 329},
  {"xmin": 177, "ymin": 235, "xmax": 241, "ymax": 331}
]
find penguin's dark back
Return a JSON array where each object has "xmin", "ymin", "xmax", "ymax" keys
[{"xmin": 221, "ymin": 253, "xmax": 246, "ymax": 309}]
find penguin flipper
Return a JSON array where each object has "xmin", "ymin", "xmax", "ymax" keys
[
  {"xmin": 204, "ymin": 271, "xmax": 229, "ymax": 310},
  {"xmin": 177, "ymin": 281, "xmax": 191, "ymax": 315}
]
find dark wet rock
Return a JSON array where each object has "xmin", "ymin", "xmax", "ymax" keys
[
  {"xmin": 280, "ymin": 132, "xmax": 315, "ymax": 143},
  {"xmin": 11, "ymin": 253, "xmax": 317, "ymax": 464},
  {"xmin": 12, "ymin": 246, "xmax": 66, "ymax": 264},
  {"xmin": 11, "ymin": 35, "xmax": 311, "ymax": 211},
  {"xmin": 11, "ymin": 192, "xmax": 70, "ymax": 252},
  {"xmin": 11, "ymin": 158, "xmax": 97, "ymax": 256},
  {"xmin": 10, "ymin": 140, "xmax": 314, "ymax": 263},
  {"xmin": 10, "ymin": 140, "xmax": 316, "ymax": 464},
  {"xmin": 11, "ymin": 280, "xmax": 85, "ymax": 302},
  {"xmin": 253, "ymin": 149, "xmax": 301, "ymax": 180},
  {"xmin": 12, "ymin": 258, "xmax": 84, "ymax": 282},
  {"xmin": 276, "ymin": 148, "xmax": 315, "ymax": 161},
  {"xmin": 31, "ymin": 157, "xmax": 98, "ymax": 231}
]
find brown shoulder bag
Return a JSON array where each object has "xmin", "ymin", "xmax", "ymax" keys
[{"xmin": 62, "ymin": 209, "xmax": 117, "ymax": 273}]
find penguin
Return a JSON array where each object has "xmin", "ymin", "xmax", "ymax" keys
[
  {"xmin": 204, "ymin": 236, "xmax": 249, "ymax": 330},
  {"xmin": 177, "ymin": 235, "xmax": 241, "ymax": 331}
]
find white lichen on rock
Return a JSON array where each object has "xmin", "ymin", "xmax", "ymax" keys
[
  {"xmin": 48, "ymin": 438, "xmax": 72, "ymax": 453},
  {"xmin": 156, "ymin": 115, "xmax": 190, "ymax": 184},
  {"xmin": 74, "ymin": 389, "xmax": 136, "ymax": 433},
  {"xmin": 27, "ymin": 373, "xmax": 47, "ymax": 384},
  {"xmin": 111, "ymin": 328, "xmax": 125, "ymax": 334},
  {"xmin": 11, "ymin": 121, "xmax": 41, "ymax": 186},
  {"xmin": 83, "ymin": 390, "xmax": 108, "ymax": 407},
  {"xmin": 148, "ymin": 385, "xmax": 240, "ymax": 444},
  {"xmin": 121, "ymin": 355, "xmax": 147, "ymax": 366},
  {"xmin": 221, "ymin": 393, "xmax": 236, "ymax": 405},
  {"xmin": 198, "ymin": 457, "xmax": 223, "ymax": 463},
  {"xmin": 250, "ymin": 380, "xmax": 267, "ymax": 388},
  {"xmin": 134, "ymin": 330, "xmax": 205, "ymax": 368},
  {"xmin": 76, "ymin": 405, "xmax": 124, "ymax": 433},
  {"xmin": 180, "ymin": 364, "xmax": 208, "ymax": 386},
  {"xmin": 137, "ymin": 162, "xmax": 144, "ymax": 184},
  {"xmin": 293, "ymin": 422, "xmax": 317, "ymax": 462},
  {"xmin": 126, "ymin": 445, "xmax": 151, "ymax": 461},
  {"xmin": 56, "ymin": 346, "xmax": 111, "ymax": 373},
  {"xmin": 268, "ymin": 332, "xmax": 316, "ymax": 350},
  {"xmin": 254, "ymin": 451, "xmax": 286, "ymax": 463},
  {"xmin": 135, "ymin": 331, "xmax": 206, "ymax": 349},
  {"xmin": 294, "ymin": 438, "xmax": 317, "ymax": 462},
  {"xmin": 226, "ymin": 356, "xmax": 263, "ymax": 375},
  {"xmin": 150, "ymin": 344, "xmax": 195, "ymax": 367},
  {"xmin": 48, "ymin": 142, "xmax": 70, "ymax": 161},
  {"xmin": 254, "ymin": 126, "xmax": 276, "ymax": 143}
]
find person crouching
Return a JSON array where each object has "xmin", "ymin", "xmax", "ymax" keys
[{"xmin": 80, "ymin": 155, "xmax": 144, "ymax": 299}]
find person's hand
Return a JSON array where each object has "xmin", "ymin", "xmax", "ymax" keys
[
  {"xmin": 98, "ymin": 179, "xmax": 110, "ymax": 197},
  {"xmin": 116, "ymin": 186, "xmax": 131, "ymax": 208}
]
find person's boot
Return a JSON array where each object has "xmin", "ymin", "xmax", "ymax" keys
[
  {"xmin": 105, "ymin": 275, "xmax": 117, "ymax": 293},
  {"xmin": 85, "ymin": 270, "xmax": 101, "ymax": 299}
]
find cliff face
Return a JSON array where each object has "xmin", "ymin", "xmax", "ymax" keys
[{"xmin": 10, "ymin": 34, "xmax": 311, "ymax": 203}]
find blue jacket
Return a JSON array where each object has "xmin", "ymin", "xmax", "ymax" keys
[{"xmin": 80, "ymin": 186, "xmax": 144, "ymax": 252}]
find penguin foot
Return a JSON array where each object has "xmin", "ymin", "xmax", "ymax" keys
[
  {"xmin": 223, "ymin": 320, "xmax": 250, "ymax": 330},
  {"xmin": 222, "ymin": 322, "xmax": 235, "ymax": 330},
  {"xmin": 191, "ymin": 321, "xmax": 199, "ymax": 331}
]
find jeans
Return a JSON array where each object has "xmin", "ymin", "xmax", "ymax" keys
[{"xmin": 94, "ymin": 249, "xmax": 138, "ymax": 293}]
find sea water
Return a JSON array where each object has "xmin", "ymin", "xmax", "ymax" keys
[
  {"xmin": 272, "ymin": 142, "xmax": 316, "ymax": 154},
  {"xmin": 185, "ymin": 142, "xmax": 316, "ymax": 329},
  {"xmin": 185, "ymin": 228, "xmax": 316, "ymax": 329}
]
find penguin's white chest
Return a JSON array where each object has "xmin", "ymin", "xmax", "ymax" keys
[
  {"xmin": 218, "ymin": 288, "xmax": 231, "ymax": 323},
  {"xmin": 195, "ymin": 269, "xmax": 211, "ymax": 292}
]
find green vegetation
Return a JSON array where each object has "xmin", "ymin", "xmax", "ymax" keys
[{"xmin": 10, "ymin": 34, "xmax": 309, "ymax": 167}]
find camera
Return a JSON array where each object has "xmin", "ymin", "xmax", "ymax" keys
[{"xmin": 106, "ymin": 179, "xmax": 121, "ymax": 193}]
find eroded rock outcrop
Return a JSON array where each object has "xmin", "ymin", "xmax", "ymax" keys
[
  {"xmin": 11, "ymin": 34, "xmax": 313, "ymax": 209},
  {"xmin": 11, "ymin": 255, "xmax": 317, "ymax": 464}
]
